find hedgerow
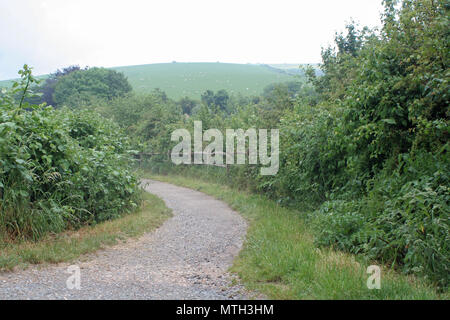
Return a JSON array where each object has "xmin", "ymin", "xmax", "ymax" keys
[{"xmin": 0, "ymin": 66, "xmax": 140, "ymax": 241}]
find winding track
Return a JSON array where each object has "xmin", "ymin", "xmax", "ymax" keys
[{"xmin": 0, "ymin": 180, "xmax": 250, "ymax": 299}]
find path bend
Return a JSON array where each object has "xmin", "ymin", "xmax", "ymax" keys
[{"xmin": 0, "ymin": 180, "xmax": 250, "ymax": 300}]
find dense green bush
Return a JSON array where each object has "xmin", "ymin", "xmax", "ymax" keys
[
  {"xmin": 308, "ymin": 0, "xmax": 449, "ymax": 289},
  {"xmin": 313, "ymin": 149, "xmax": 449, "ymax": 287},
  {"xmin": 53, "ymin": 67, "xmax": 132, "ymax": 108},
  {"xmin": 272, "ymin": 103, "xmax": 345, "ymax": 204},
  {"xmin": 0, "ymin": 66, "xmax": 140, "ymax": 240}
]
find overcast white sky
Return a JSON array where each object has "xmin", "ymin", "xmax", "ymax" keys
[{"xmin": 0, "ymin": 0, "xmax": 384, "ymax": 80}]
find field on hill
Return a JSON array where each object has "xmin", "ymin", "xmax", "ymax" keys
[
  {"xmin": 0, "ymin": 63, "xmax": 300, "ymax": 100},
  {"xmin": 112, "ymin": 63, "xmax": 298, "ymax": 99},
  {"xmin": 0, "ymin": 75, "xmax": 48, "ymax": 89}
]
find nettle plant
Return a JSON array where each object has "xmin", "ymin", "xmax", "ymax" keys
[{"xmin": 0, "ymin": 66, "xmax": 140, "ymax": 241}]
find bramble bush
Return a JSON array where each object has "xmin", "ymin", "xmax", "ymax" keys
[
  {"xmin": 313, "ymin": 150, "xmax": 449, "ymax": 288},
  {"xmin": 0, "ymin": 66, "xmax": 140, "ymax": 241},
  {"xmin": 308, "ymin": 0, "xmax": 449, "ymax": 289}
]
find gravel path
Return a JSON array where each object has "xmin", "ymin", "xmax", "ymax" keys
[{"xmin": 0, "ymin": 179, "xmax": 251, "ymax": 300}]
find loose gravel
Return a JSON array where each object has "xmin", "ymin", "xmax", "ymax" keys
[{"xmin": 0, "ymin": 179, "xmax": 253, "ymax": 300}]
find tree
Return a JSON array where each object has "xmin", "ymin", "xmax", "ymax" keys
[
  {"xmin": 214, "ymin": 89, "xmax": 230, "ymax": 111},
  {"xmin": 40, "ymin": 65, "xmax": 82, "ymax": 106},
  {"xmin": 306, "ymin": 21, "xmax": 369, "ymax": 101},
  {"xmin": 200, "ymin": 89, "xmax": 230, "ymax": 112},
  {"xmin": 53, "ymin": 67, "xmax": 132, "ymax": 108},
  {"xmin": 263, "ymin": 81, "xmax": 303, "ymax": 99},
  {"xmin": 201, "ymin": 90, "xmax": 215, "ymax": 107},
  {"xmin": 178, "ymin": 96, "xmax": 197, "ymax": 115}
]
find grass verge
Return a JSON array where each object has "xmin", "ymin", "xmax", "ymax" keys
[
  {"xmin": 0, "ymin": 191, "xmax": 172, "ymax": 272},
  {"xmin": 146, "ymin": 173, "xmax": 447, "ymax": 300}
]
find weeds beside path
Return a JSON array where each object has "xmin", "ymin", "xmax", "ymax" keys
[
  {"xmin": 0, "ymin": 192, "xmax": 171, "ymax": 272},
  {"xmin": 147, "ymin": 173, "xmax": 447, "ymax": 300}
]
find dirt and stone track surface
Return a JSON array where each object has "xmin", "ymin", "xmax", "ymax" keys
[{"xmin": 0, "ymin": 180, "xmax": 253, "ymax": 299}]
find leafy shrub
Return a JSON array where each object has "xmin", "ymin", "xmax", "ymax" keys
[
  {"xmin": 308, "ymin": 0, "xmax": 450, "ymax": 289},
  {"xmin": 313, "ymin": 150, "xmax": 449, "ymax": 289},
  {"xmin": 271, "ymin": 103, "xmax": 346, "ymax": 204},
  {"xmin": 0, "ymin": 66, "xmax": 140, "ymax": 240}
]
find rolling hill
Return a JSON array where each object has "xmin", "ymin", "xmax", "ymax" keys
[
  {"xmin": 1, "ymin": 62, "xmax": 303, "ymax": 100},
  {"xmin": 111, "ymin": 62, "xmax": 299, "ymax": 99}
]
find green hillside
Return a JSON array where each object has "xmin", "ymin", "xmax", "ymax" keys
[
  {"xmin": 0, "ymin": 75, "xmax": 48, "ymax": 89},
  {"xmin": 0, "ymin": 63, "xmax": 300, "ymax": 100},
  {"xmin": 112, "ymin": 62, "xmax": 298, "ymax": 99}
]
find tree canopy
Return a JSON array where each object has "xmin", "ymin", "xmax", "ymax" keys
[{"xmin": 53, "ymin": 67, "xmax": 132, "ymax": 107}]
